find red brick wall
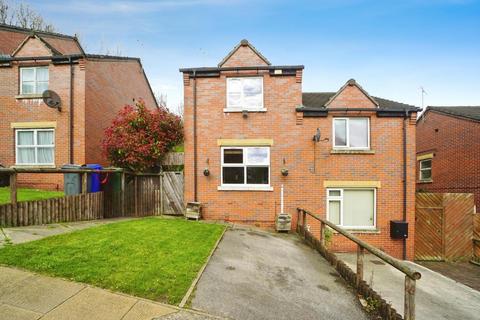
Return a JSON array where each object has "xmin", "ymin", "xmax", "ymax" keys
[
  {"xmin": 416, "ymin": 110, "xmax": 480, "ymax": 209},
  {"xmin": 183, "ymin": 47, "xmax": 417, "ymax": 260},
  {"xmin": 84, "ymin": 58, "xmax": 157, "ymax": 165},
  {"xmin": 0, "ymin": 38, "xmax": 86, "ymax": 190}
]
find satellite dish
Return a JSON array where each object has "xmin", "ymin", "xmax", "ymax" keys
[{"xmin": 42, "ymin": 90, "xmax": 61, "ymax": 111}]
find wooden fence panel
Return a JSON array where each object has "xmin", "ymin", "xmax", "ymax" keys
[
  {"xmin": 0, "ymin": 192, "xmax": 104, "ymax": 228},
  {"xmin": 415, "ymin": 193, "xmax": 444, "ymax": 261},
  {"xmin": 415, "ymin": 192, "xmax": 475, "ymax": 262},
  {"xmin": 443, "ymin": 193, "xmax": 474, "ymax": 261}
]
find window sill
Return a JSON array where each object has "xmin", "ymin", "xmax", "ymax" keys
[
  {"xmin": 217, "ymin": 185, "xmax": 273, "ymax": 192},
  {"xmin": 223, "ymin": 108, "xmax": 267, "ymax": 113},
  {"xmin": 13, "ymin": 164, "xmax": 56, "ymax": 169},
  {"xmin": 333, "ymin": 228, "xmax": 380, "ymax": 234},
  {"xmin": 15, "ymin": 94, "xmax": 44, "ymax": 99},
  {"xmin": 417, "ymin": 180, "xmax": 433, "ymax": 184},
  {"xmin": 330, "ymin": 149, "xmax": 375, "ymax": 155}
]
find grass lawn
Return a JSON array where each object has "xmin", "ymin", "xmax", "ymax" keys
[
  {"xmin": 0, "ymin": 187, "xmax": 64, "ymax": 204},
  {"xmin": 0, "ymin": 218, "xmax": 225, "ymax": 304}
]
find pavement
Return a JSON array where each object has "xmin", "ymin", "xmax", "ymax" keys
[
  {"xmin": 0, "ymin": 266, "xmax": 178, "ymax": 320},
  {"xmin": 192, "ymin": 227, "xmax": 369, "ymax": 320},
  {"xmin": 337, "ymin": 253, "xmax": 480, "ymax": 320},
  {"xmin": 0, "ymin": 218, "xmax": 134, "ymax": 247}
]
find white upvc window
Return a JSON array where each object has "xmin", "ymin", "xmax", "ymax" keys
[
  {"xmin": 327, "ymin": 188, "xmax": 376, "ymax": 229},
  {"xmin": 15, "ymin": 129, "xmax": 55, "ymax": 165},
  {"xmin": 333, "ymin": 117, "xmax": 370, "ymax": 149},
  {"xmin": 220, "ymin": 147, "xmax": 271, "ymax": 190},
  {"xmin": 226, "ymin": 77, "xmax": 264, "ymax": 111},
  {"xmin": 20, "ymin": 66, "xmax": 49, "ymax": 95},
  {"xmin": 419, "ymin": 159, "xmax": 432, "ymax": 181}
]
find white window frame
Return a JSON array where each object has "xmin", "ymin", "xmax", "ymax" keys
[
  {"xmin": 19, "ymin": 66, "xmax": 49, "ymax": 95},
  {"xmin": 326, "ymin": 188, "xmax": 376, "ymax": 230},
  {"xmin": 15, "ymin": 128, "xmax": 55, "ymax": 166},
  {"xmin": 225, "ymin": 77, "xmax": 265, "ymax": 112},
  {"xmin": 332, "ymin": 117, "xmax": 370, "ymax": 150},
  {"xmin": 218, "ymin": 146, "xmax": 272, "ymax": 191},
  {"xmin": 419, "ymin": 159, "xmax": 432, "ymax": 181}
]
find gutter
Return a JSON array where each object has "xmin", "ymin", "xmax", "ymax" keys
[
  {"xmin": 402, "ymin": 111, "xmax": 408, "ymax": 260},
  {"xmin": 69, "ymin": 57, "xmax": 74, "ymax": 164}
]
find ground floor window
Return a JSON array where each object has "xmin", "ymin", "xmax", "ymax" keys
[
  {"xmin": 221, "ymin": 147, "xmax": 270, "ymax": 186},
  {"xmin": 327, "ymin": 188, "xmax": 376, "ymax": 229},
  {"xmin": 15, "ymin": 128, "xmax": 55, "ymax": 165}
]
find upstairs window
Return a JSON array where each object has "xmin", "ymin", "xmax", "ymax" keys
[
  {"xmin": 226, "ymin": 77, "xmax": 263, "ymax": 111},
  {"xmin": 419, "ymin": 159, "xmax": 432, "ymax": 181},
  {"xmin": 20, "ymin": 66, "xmax": 49, "ymax": 95},
  {"xmin": 221, "ymin": 147, "xmax": 269, "ymax": 186},
  {"xmin": 333, "ymin": 118, "xmax": 370, "ymax": 149},
  {"xmin": 16, "ymin": 129, "xmax": 55, "ymax": 165}
]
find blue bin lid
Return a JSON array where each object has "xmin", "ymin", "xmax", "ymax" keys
[{"xmin": 85, "ymin": 164, "xmax": 103, "ymax": 170}]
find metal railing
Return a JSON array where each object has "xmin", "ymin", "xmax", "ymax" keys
[{"xmin": 297, "ymin": 208, "xmax": 421, "ymax": 320}]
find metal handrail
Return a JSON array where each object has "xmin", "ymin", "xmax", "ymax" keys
[{"xmin": 297, "ymin": 208, "xmax": 420, "ymax": 320}]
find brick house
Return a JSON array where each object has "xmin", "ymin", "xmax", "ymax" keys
[
  {"xmin": 180, "ymin": 40, "xmax": 419, "ymax": 260},
  {"xmin": 0, "ymin": 24, "xmax": 157, "ymax": 189},
  {"xmin": 416, "ymin": 106, "xmax": 480, "ymax": 209}
]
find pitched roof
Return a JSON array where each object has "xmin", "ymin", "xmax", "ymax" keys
[
  {"xmin": 302, "ymin": 92, "xmax": 417, "ymax": 111},
  {"xmin": 324, "ymin": 79, "xmax": 379, "ymax": 108},
  {"xmin": 427, "ymin": 106, "xmax": 480, "ymax": 121},
  {"xmin": 0, "ymin": 23, "xmax": 83, "ymax": 56},
  {"xmin": 218, "ymin": 39, "xmax": 271, "ymax": 67}
]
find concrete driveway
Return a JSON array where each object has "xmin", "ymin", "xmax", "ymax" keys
[
  {"xmin": 192, "ymin": 227, "xmax": 368, "ymax": 320},
  {"xmin": 338, "ymin": 253, "xmax": 480, "ymax": 320}
]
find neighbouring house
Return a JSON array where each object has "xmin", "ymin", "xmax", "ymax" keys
[
  {"xmin": 416, "ymin": 106, "xmax": 480, "ymax": 209},
  {"xmin": 0, "ymin": 24, "xmax": 157, "ymax": 190},
  {"xmin": 180, "ymin": 40, "xmax": 419, "ymax": 260}
]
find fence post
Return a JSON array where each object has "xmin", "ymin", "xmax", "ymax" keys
[
  {"xmin": 302, "ymin": 210, "xmax": 306, "ymax": 238},
  {"xmin": 10, "ymin": 172, "xmax": 17, "ymax": 226},
  {"xmin": 404, "ymin": 276, "xmax": 416, "ymax": 320},
  {"xmin": 82, "ymin": 173, "xmax": 87, "ymax": 194},
  {"xmin": 356, "ymin": 245, "xmax": 364, "ymax": 288},
  {"xmin": 10, "ymin": 172, "xmax": 17, "ymax": 205},
  {"xmin": 320, "ymin": 221, "xmax": 325, "ymax": 246},
  {"xmin": 159, "ymin": 173, "xmax": 164, "ymax": 216},
  {"xmin": 120, "ymin": 171, "xmax": 126, "ymax": 216},
  {"xmin": 134, "ymin": 174, "xmax": 138, "ymax": 217}
]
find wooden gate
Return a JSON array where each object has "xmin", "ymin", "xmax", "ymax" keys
[
  {"xmin": 161, "ymin": 172, "xmax": 184, "ymax": 215},
  {"xmin": 415, "ymin": 193, "xmax": 445, "ymax": 261},
  {"xmin": 415, "ymin": 193, "xmax": 475, "ymax": 261}
]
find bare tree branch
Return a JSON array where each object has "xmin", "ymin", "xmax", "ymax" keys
[{"xmin": 1, "ymin": 0, "xmax": 55, "ymax": 32}]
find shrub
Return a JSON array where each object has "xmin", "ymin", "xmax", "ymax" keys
[{"xmin": 102, "ymin": 99, "xmax": 183, "ymax": 171}]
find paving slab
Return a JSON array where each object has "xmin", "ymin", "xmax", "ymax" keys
[
  {"xmin": 337, "ymin": 253, "xmax": 480, "ymax": 320},
  {"xmin": 122, "ymin": 300, "xmax": 177, "ymax": 320},
  {"xmin": 0, "ymin": 267, "xmax": 84, "ymax": 314},
  {"xmin": 192, "ymin": 227, "xmax": 368, "ymax": 320},
  {"xmin": 0, "ymin": 266, "xmax": 33, "ymax": 292},
  {"xmin": 41, "ymin": 287, "xmax": 137, "ymax": 320},
  {"xmin": 0, "ymin": 304, "xmax": 42, "ymax": 320}
]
